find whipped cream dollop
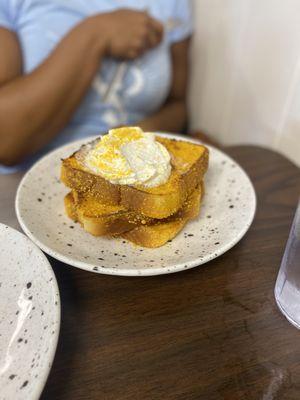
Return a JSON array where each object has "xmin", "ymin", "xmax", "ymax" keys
[{"xmin": 84, "ymin": 127, "xmax": 171, "ymax": 188}]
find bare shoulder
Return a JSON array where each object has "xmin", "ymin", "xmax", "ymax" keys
[{"xmin": 0, "ymin": 27, "xmax": 22, "ymax": 86}]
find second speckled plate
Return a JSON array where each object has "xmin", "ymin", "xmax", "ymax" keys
[
  {"xmin": 15, "ymin": 134, "xmax": 256, "ymax": 276},
  {"xmin": 0, "ymin": 223, "xmax": 60, "ymax": 400}
]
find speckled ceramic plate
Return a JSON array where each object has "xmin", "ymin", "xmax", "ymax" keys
[
  {"xmin": 15, "ymin": 133, "xmax": 256, "ymax": 276},
  {"xmin": 0, "ymin": 223, "xmax": 60, "ymax": 400}
]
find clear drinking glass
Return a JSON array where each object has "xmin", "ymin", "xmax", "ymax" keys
[{"xmin": 275, "ymin": 200, "xmax": 300, "ymax": 328}]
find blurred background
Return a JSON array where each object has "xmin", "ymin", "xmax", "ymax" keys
[{"xmin": 189, "ymin": 0, "xmax": 300, "ymax": 166}]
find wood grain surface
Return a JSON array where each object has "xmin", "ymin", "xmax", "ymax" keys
[{"xmin": 1, "ymin": 145, "xmax": 300, "ymax": 400}]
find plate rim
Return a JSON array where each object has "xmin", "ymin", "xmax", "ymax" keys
[
  {"xmin": 0, "ymin": 223, "xmax": 61, "ymax": 399},
  {"xmin": 15, "ymin": 133, "xmax": 257, "ymax": 277}
]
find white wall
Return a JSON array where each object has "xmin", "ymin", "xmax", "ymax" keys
[{"xmin": 189, "ymin": 0, "xmax": 300, "ymax": 166}]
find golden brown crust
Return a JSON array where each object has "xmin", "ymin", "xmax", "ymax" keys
[
  {"xmin": 61, "ymin": 157, "xmax": 120, "ymax": 205},
  {"xmin": 120, "ymin": 184, "xmax": 203, "ymax": 248},
  {"xmin": 121, "ymin": 219, "xmax": 187, "ymax": 248},
  {"xmin": 64, "ymin": 192, "xmax": 139, "ymax": 236},
  {"xmin": 64, "ymin": 192, "xmax": 78, "ymax": 221}
]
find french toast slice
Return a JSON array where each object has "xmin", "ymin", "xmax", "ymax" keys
[
  {"xmin": 61, "ymin": 135, "xmax": 208, "ymax": 218},
  {"xmin": 121, "ymin": 183, "xmax": 203, "ymax": 248},
  {"xmin": 64, "ymin": 183, "xmax": 203, "ymax": 245},
  {"xmin": 122, "ymin": 219, "xmax": 188, "ymax": 248},
  {"xmin": 65, "ymin": 191, "xmax": 153, "ymax": 236}
]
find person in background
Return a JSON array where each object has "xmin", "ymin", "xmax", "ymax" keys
[{"xmin": 0, "ymin": 0, "xmax": 193, "ymax": 172}]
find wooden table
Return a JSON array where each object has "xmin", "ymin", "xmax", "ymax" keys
[{"xmin": 1, "ymin": 145, "xmax": 300, "ymax": 400}]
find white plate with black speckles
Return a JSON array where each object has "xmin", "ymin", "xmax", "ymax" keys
[
  {"xmin": 0, "ymin": 223, "xmax": 60, "ymax": 400},
  {"xmin": 15, "ymin": 133, "xmax": 256, "ymax": 277}
]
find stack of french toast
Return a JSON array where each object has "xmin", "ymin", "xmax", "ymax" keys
[{"xmin": 61, "ymin": 127, "xmax": 209, "ymax": 248}]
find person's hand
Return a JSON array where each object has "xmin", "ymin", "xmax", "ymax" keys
[{"xmin": 91, "ymin": 9, "xmax": 164, "ymax": 59}]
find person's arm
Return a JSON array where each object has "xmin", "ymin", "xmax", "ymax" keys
[
  {"xmin": 0, "ymin": 10, "xmax": 163, "ymax": 166},
  {"xmin": 0, "ymin": 23, "xmax": 103, "ymax": 166},
  {"xmin": 138, "ymin": 38, "xmax": 190, "ymax": 133}
]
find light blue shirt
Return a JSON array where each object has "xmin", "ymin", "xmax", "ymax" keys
[{"xmin": 0, "ymin": 0, "xmax": 193, "ymax": 173}]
